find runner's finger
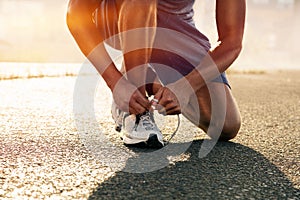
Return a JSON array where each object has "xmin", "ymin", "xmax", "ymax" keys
[
  {"xmin": 129, "ymin": 100, "xmax": 147, "ymax": 114},
  {"xmin": 166, "ymin": 107, "xmax": 181, "ymax": 115},
  {"xmin": 157, "ymin": 105, "xmax": 167, "ymax": 116},
  {"xmin": 136, "ymin": 95, "xmax": 151, "ymax": 110},
  {"xmin": 164, "ymin": 103, "xmax": 181, "ymax": 114},
  {"xmin": 154, "ymin": 87, "xmax": 164, "ymax": 102}
]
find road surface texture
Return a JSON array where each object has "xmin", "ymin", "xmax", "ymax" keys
[{"xmin": 0, "ymin": 70, "xmax": 299, "ymax": 199}]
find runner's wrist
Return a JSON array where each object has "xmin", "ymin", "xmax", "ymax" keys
[{"xmin": 102, "ymin": 70, "xmax": 124, "ymax": 91}]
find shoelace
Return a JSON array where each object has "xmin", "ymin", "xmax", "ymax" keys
[
  {"xmin": 116, "ymin": 104, "xmax": 180, "ymax": 145},
  {"xmin": 165, "ymin": 114, "xmax": 180, "ymax": 145},
  {"xmin": 139, "ymin": 111, "xmax": 180, "ymax": 145},
  {"xmin": 135, "ymin": 112, "xmax": 155, "ymax": 131},
  {"xmin": 141, "ymin": 117, "xmax": 155, "ymax": 131}
]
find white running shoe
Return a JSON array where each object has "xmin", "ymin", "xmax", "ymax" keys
[
  {"xmin": 111, "ymin": 102, "xmax": 164, "ymax": 148},
  {"xmin": 111, "ymin": 100, "xmax": 124, "ymax": 132}
]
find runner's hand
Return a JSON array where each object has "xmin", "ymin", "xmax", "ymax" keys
[
  {"xmin": 154, "ymin": 87, "xmax": 181, "ymax": 115},
  {"xmin": 112, "ymin": 78, "xmax": 150, "ymax": 115},
  {"xmin": 154, "ymin": 81, "xmax": 192, "ymax": 115}
]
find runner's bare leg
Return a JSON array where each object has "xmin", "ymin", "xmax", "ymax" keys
[{"xmin": 182, "ymin": 82, "xmax": 241, "ymax": 141}]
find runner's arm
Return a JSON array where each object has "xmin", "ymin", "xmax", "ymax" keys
[
  {"xmin": 66, "ymin": 0, "xmax": 151, "ymax": 114},
  {"xmin": 66, "ymin": 0, "xmax": 122, "ymax": 90},
  {"xmin": 179, "ymin": 0, "xmax": 246, "ymax": 91},
  {"xmin": 154, "ymin": 0, "xmax": 246, "ymax": 114}
]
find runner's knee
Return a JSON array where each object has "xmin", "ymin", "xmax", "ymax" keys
[
  {"xmin": 119, "ymin": 0, "xmax": 157, "ymax": 24},
  {"xmin": 219, "ymin": 116, "xmax": 241, "ymax": 141},
  {"xmin": 66, "ymin": 0, "xmax": 98, "ymax": 33},
  {"xmin": 200, "ymin": 115, "xmax": 241, "ymax": 141},
  {"xmin": 67, "ymin": 0, "xmax": 82, "ymax": 30}
]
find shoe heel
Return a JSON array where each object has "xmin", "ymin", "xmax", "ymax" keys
[
  {"xmin": 115, "ymin": 124, "xmax": 122, "ymax": 132},
  {"xmin": 147, "ymin": 134, "xmax": 164, "ymax": 148}
]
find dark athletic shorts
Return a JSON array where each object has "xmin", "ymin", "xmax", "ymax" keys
[{"xmin": 94, "ymin": 0, "xmax": 230, "ymax": 88}]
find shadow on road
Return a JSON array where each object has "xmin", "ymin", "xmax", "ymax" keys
[{"xmin": 88, "ymin": 140, "xmax": 300, "ymax": 199}]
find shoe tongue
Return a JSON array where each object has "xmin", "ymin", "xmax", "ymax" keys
[
  {"xmin": 136, "ymin": 111, "xmax": 149, "ymax": 118},
  {"xmin": 134, "ymin": 113, "xmax": 143, "ymax": 124},
  {"xmin": 135, "ymin": 112, "xmax": 151, "ymax": 124}
]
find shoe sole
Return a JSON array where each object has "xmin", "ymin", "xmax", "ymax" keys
[
  {"xmin": 122, "ymin": 134, "xmax": 164, "ymax": 149},
  {"xmin": 146, "ymin": 134, "xmax": 164, "ymax": 148}
]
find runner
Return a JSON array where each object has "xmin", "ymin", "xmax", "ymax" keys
[{"xmin": 67, "ymin": 0, "xmax": 245, "ymax": 148}]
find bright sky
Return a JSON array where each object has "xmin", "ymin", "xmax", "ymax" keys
[
  {"xmin": 0, "ymin": 0, "xmax": 299, "ymax": 70},
  {"xmin": 0, "ymin": 0, "xmax": 82, "ymax": 63}
]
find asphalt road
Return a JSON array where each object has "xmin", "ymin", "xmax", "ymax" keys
[{"xmin": 0, "ymin": 70, "xmax": 299, "ymax": 199}]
